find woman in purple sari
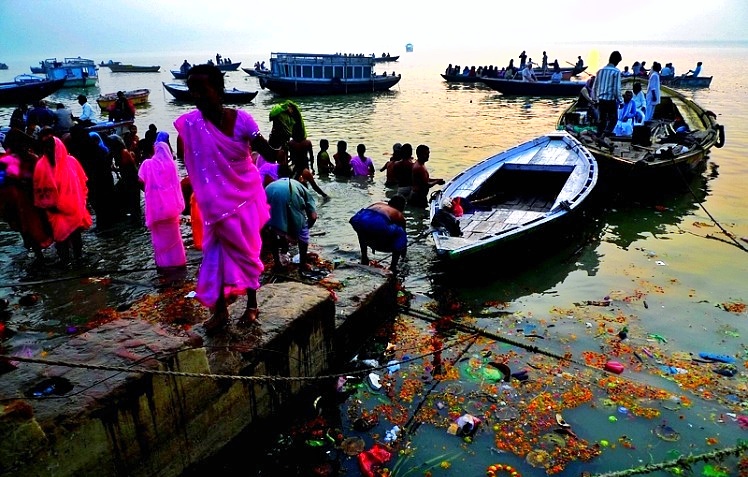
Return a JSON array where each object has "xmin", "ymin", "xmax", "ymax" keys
[{"xmin": 175, "ymin": 64, "xmax": 277, "ymax": 333}]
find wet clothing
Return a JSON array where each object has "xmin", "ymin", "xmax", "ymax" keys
[{"xmin": 350, "ymin": 207, "xmax": 407, "ymax": 253}]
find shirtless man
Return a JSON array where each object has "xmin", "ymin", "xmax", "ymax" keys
[
  {"xmin": 349, "ymin": 195, "xmax": 407, "ymax": 272},
  {"xmin": 409, "ymin": 144, "xmax": 444, "ymax": 208}
]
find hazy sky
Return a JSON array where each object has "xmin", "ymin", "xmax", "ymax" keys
[{"xmin": 1, "ymin": 0, "xmax": 746, "ymax": 60}]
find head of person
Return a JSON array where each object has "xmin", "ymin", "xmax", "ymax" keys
[
  {"xmin": 336, "ymin": 140, "xmax": 347, "ymax": 152},
  {"xmin": 156, "ymin": 131, "xmax": 170, "ymax": 144},
  {"xmin": 415, "ymin": 144, "xmax": 430, "ymax": 162},
  {"xmin": 77, "ymin": 95, "xmax": 87, "ymax": 105},
  {"xmin": 320, "ymin": 138, "xmax": 329, "ymax": 150},
  {"xmin": 652, "ymin": 61, "xmax": 661, "ymax": 72},
  {"xmin": 623, "ymin": 90, "xmax": 633, "ymax": 103},
  {"xmin": 609, "ymin": 51, "xmax": 622, "ymax": 66},
  {"xmin": 388, "ymin": 194, "xmax": 406, "ymax": 212},
  {"xmin": 633, "ymin": 81, "xmax": 642, "ymax": 93},
  {"xmin": 356, "ymin": 143, "xmax": 366, "ymax": 156},
  {"xmin": 400, "ymin": 143, "xmax": 413, "ymax": 158},
  {"xmin": 186, "ymin": 63, "xmax": 225, "ymax": 110},
  {"xmin": 116, "ymin": 91, "xmax": 125, "ymax": 100},
  {"xmin": 697, "ymin": 61, "xmax": 702, "ymax": 66},
  {"xmin": 441, "ymin": 197, "xmax": 453, "ymax": 211}
]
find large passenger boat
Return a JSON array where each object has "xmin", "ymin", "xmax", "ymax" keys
[
  {"xmin": 39, "ymin": 57, "xmax": 98, "ymax": 88},
  {"xmin": 258, "ymin": 52, "xmax": 401, "ymax": 96}
]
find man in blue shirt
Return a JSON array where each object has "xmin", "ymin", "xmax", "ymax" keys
[
  {"xmin": 686, "ymin": 61, "xmax": 702, "ymax": 77},
  {"xmin": 593, "ymin": 51, "xmax": 623, "ymax": 137}
]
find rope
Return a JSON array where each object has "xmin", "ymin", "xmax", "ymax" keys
[{"xmin": 592, "ymin": 441, "xmax": 748, "ymax": 477}]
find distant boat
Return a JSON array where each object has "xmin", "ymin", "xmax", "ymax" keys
[
  {"xmin": 162, "ymin": 82, "xmax": 258, "ymax": 104},
  {"xmin": 429, "ymin": 131, "xmax": 598, "ymax": 260},
  {"xmin": 481, "ymin": 77, "xmax": 586, "ymax": 96},
  {"xmin": 241, "ymin": 67, "xmax": 270, "ymax": 77},
  {"xmin": 99, "ymin": 60, "xmax": 122, "ymax": 67},
  {"xmin": 660, "ymin": 75, "xmax": 712, "ymax": 88},
  {"xmin": 0, "ymin": 63, "xmax": 8, "ymax": 70},
  {"xmin": 171, "ymin": 67, "xmax": 227, "ymax": 80},
  {"xmin": 405, "ymin": 43, "xmax": 414, "ymax": 53},
  {"xmin": 38, "ymin": 57, "xmax": 98, "ymax": 87},
  {"xmin": 258, "ymin": 52, "xmax": 401, "ymax": 96},
  {"xmin": 0, "ymin": 75, "xmax": 66, "ymax": 105},
  {"xmin": 96, "ymin": 89, "xmax": 151, "ymax": 110},
  {"xmin": 373, "ymin": 55, "xmax": 399, "ymax": 63},
  {"xmin": 108, "ymin": 64, "xmax": 160, "ymax": 73},
  {"xmin": 215, "ymin": 61, "xmax": 241, "ymax": 71}
]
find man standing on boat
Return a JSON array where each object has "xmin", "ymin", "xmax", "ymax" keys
[
  {"xmin": 644, "ymin": 62, "xmax": 661, "ymax": 122},
  {"xmin": 593, "ymin": 51, "xmax": 623, "ymax": 138}
]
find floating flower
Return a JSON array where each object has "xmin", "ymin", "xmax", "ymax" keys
[{"xmin": 526, "ymin": 449, "xmax": 551, "ymax": 468}]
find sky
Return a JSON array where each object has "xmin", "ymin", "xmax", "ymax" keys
[{"xmin": 1, "ymin": 0, "xmax": 747, "ymax": 61}]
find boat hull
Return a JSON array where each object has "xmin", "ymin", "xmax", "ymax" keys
[
  {"xmin": 557, "ymin": 77, "xmax": 723, "ymax": 184},
  {"xmin": 96, "ymin": 89, "xmax": 151, "ymax": 110},
  {"xmin": 108, "ymin": 65, "xmax": 160, "ymax": 73},
  {"xmin": 259, "ymin": 75, "xmax": 401, "ymax": 96},
  {"xmin": 661, "ymin": 75, "xmax": 712, "ymax": 88},
  {"xmin": 162, "ymin": 82, "xmax": 257, "ymax": 103},
  {"xmin": 481, "ymin": 78, "xmax": 586, "ymax": 96},
  {"xmin": 429, "ymin": 132, "xmax": 598, "ymax": 260},
  {"xmin": 0, "ymin": 78, "xmax": 66, "ymax": 105}
]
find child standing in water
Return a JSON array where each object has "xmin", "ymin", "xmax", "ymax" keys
[{"xmin": 316, "ymin": 139, "xmax": 332, "ymax": 176}]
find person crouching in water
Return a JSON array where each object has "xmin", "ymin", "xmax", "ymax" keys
[{"xmin": 349, "ymin": 195, "xmax": 407, "ymax": 273}]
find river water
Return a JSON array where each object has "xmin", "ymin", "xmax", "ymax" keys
[{"xmin": 1, "ymin": 42, "xmax": 747, "ymax": 476}]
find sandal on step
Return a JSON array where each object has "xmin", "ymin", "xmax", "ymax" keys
[{"xmin": 238, "ymin": 308, "xmax": 259, "ymax": 326}]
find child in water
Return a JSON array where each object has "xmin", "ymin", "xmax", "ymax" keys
[{"xmin": 316, "ymin": 139, "xmax": 332, "ymax": 176}]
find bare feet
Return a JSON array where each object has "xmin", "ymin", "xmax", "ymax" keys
[
  {"xmin": 203, "ymin": 310, "xmax": 229, "ymax": 335},
  {"xmin": 238, "ymin": 308, "xmax": 259, "ymax": 326}
]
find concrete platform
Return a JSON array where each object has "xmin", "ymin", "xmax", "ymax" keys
[{"xmin": 0, "ymin": 263, "xmax": 395, "ymax": 477}]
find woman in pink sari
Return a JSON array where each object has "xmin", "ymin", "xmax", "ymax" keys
[
  {"xmin": 33, "ymin": 131, "xmax": 92, "ymax": 263},
  {"xmin": 175, "ymin": 64, "xmax": 277, "ymax": 333},
  {"xmin": 138, "ymin": 141, "xmax": 186, "ymax": 269}
]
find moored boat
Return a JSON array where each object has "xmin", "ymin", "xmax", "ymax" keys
[
  {"xmin": 215, "ymin": 61, "xmax": 241, "ymax": 71},
  {"xmin": 108, "ymin": 64, "xmax": 160, "ymax": 73},
  {"xmin": 258, "ymin": 52, "xmax": 401, "ymax": 96},
  {"xmin": 162, "ymin": 82, "xmax": 258, "ymax": 103},
  {"xmin": 373, "ymin": 55, "xmax": 399, "ymax": 63},
  {"xmin": 99, "ymin": 60, "xmax": 122, "ymax": 67},
  {"xmin": 40, "ymin": 57, "xmax": 98, "ymax": 87},
  {"xmin": 429, "ymin": 131, "xmax": 598, "ymax": 260},
  {"xmin": 481, "ymin": 77, "xmax": 586, "ymax": 96},
  {"xmin": 0, "ymin": 76, "xmax": 66, "ymax": 105},
  {"xmin": 241, "ymin": 67, "xmax": 270, "ymax": 77},
  {"xmin": 557, "ymin": 77, "xmax": 725, "ymax": 181},
  {"xmin": 96, "ymin": 89, "xmax": 151, "ymax": 110}
]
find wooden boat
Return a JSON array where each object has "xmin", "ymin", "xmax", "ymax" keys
[
  {"xmin": 96, "ymin": 89, "xmax": 151, "ymax": 110},
  {"xmin": 481, "ymin": 77, "xmax": 586, "ymax": 96},
  {"xmin": 660, "ymin": 75, "xmax": 712, "ymax": 88},
  {"xmin": 215, "ymin": 61, "xmax": 241, "ymax": 71},
  {"xmin": 429, "ymin": 131, "xmax": 598, "ymax": 260},
  {"xmin": 556, "ymin": 77, "xmax": 725, "ymax": 180},
  {"xmin": 440, "ymin": 74, "xmax": 485, "ymax": 84},
  {"xmin": 84, "ymin": 120, "xmax": 134, "ymax": 138},
  {"xmin": 373, "ymin": 55, "xmax": 399, "ymax": 63},
  {"xmin": 0, "ymin": 63, "xmax": 8, "ymax": 70},
  {"xmin": 162, "ymin": 82, "xmax": 258, "ymax": 103},
  {"xmin": 108, "ymin": 64, "xmax": 160, "ymax": 73},
  {"xmin": 171, "ymin": 68, "xmax": 227, "ymax": 80},
  {"xmin": 0, "ymin": 75, "xmax": 66, "ymax": 105},
  {"xmin": 258, "ymin": 52, "xmax": 401, "ymax": 96},
  {"xmin": 40, "ymin": 57, "xmax": 98, "ymax": 87},
  {"xmin": 241, "ymin": 67, "xmax": 270, "ymax": 77}
]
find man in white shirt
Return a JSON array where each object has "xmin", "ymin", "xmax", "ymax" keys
[
  {"xmin": 645, "ymin": 62, "xmax": 661, "ymax": 122},
  {"xmin": 75, "ymin": 94, "xmax": 97, "ymax": 127},
  {"xmin": 521, "ymin": 64, "xmax": 537, "ymax": 82}
]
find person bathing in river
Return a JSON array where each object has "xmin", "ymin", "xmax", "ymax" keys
[{"xmin": 349, "ymin": 195, "xmax": 407, "ymax": 273}]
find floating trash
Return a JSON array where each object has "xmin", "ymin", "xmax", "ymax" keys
[
  {"xmin": 340, "ymin": 436, "xmax": 366, "ymax": 456},
  {"xmin": 540, "ymin": 432, "xmax": 566, "ymax": 448},
  {"xmin": 525, "ymin": 448, "xmax": 551, "ymax": 468},
  {"xmin": 653, "ymin": 422, "xmax": 681, "ymax": 442}
]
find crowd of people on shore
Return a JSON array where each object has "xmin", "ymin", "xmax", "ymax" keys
[{"xmin": 1, "ymin": 63, "xmax": 448, "ymax": 335}]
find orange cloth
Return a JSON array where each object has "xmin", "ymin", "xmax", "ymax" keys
[
  {"xmin": 190, "ymin": 193, "xmax": 203, "ymax": 250},
  {"xmin": 33, "ymin": 137, "xmax": 92, "ymax": 241}
]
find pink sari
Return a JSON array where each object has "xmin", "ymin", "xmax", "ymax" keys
[
  {"xmin": 33, "ymin": 137, "xmax": 92, "ymax": 242},
  {"xmin": 138, "ymin": 142, "xmax": 186, "ymax": 268},
  {"xmin": 174, "ymin": 109, "xmax": 270, "ymax": 307}
]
